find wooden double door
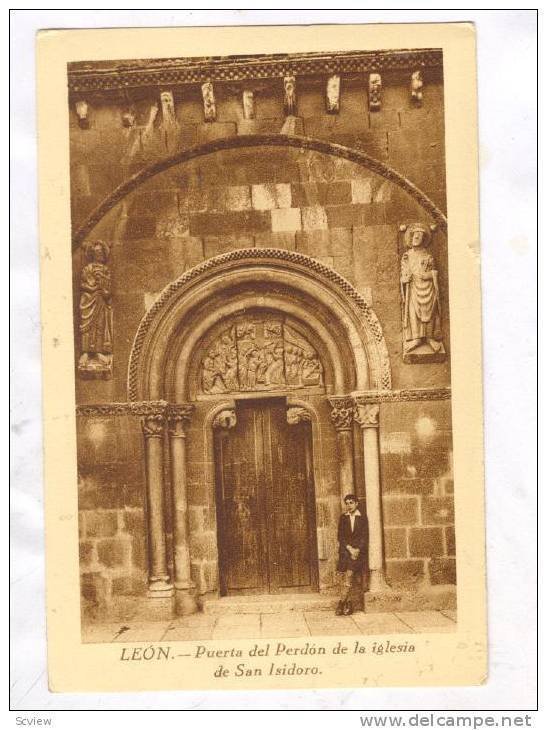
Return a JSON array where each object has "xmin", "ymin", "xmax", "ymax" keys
[{"xmin": 214, "ymin": 398, "xmax": 319, "ymax": 595}]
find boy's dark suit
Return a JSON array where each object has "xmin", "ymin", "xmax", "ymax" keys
[{"xmin": 337, "ymin": 510, "xmax": 368, "ymax": 573}]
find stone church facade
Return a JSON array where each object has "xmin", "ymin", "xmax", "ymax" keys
[{"xmin": 70, "ymin": 50, "xmax": 455, "ymax": 621}]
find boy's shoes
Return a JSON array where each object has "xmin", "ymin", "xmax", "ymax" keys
[
  {"xmin": 343, "ymin": 601, "xmax": 353, "ymax": 616},
  {"xmin": 335, "ymin": 600, "xmax": 345, "ymax": 616}
]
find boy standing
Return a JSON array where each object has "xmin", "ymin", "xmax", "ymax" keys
[{"xmin": 336, "ymin": 494, "xmax": 368, "ymax": 615}]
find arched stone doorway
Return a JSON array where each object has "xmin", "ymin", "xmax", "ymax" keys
[{"xmin": 128, "ymin": 249, "xmax": 391, "ymax": 613}]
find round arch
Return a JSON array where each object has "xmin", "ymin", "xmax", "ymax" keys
[
  {"xmin": 127, "ymin": 248, "xmax": 392, "ymax": 401},
  {"xmin": 72, "ymin": 133, "xmax": 447, "ymax": 249}
]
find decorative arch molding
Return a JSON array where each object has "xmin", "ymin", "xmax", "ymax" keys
[
  {"xmin": 72, "ymin": 133, "xmax": 447, "ymax": 249},
  {"xmin": 127, "ymin": 248, "xmax": 392, "ymax": 401}
]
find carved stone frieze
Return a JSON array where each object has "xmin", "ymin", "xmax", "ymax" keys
[
  {"xmin": 286, "ymin": 406, "xmax": 312, "ymax": 425},
  {"xmin": 283, "ymin": 75, "xmax": 297, "ymax": 116},
  {"xmin": 212, "ymin": 408, "xmax": 237, "ymax": 430},
  {"xmin": 326, "ymin": 74, "xmax": 340, "ymax": 114},
  {"xmin": 354, "ymin": 403, "xmax": 380, "ymax": 429},
  {"xmin": 199, "ymin": 315, "xmax": 323, "ymax": 395},
  {"xmin": 353, "ymin": 387, "xmax": 451, "ymax": 403},
  {"xmin": 368, "ymin": 73, "xmax": 382, "ymax": 111},
  {"xmin": 68, "ymin": 49, "xmax": 443, "ymax": 95},
  {"xmin": 410, "ymin": 70, "xmax": 423, "ymax": 106},
  {"xmin": 328, "ymin": 396, "xmax": 354, "ymax": 432},
  {"xmin": 400, "ymin": 223, "xmax": 446, "ymax": 363},
  {"xmin": 78, "ymin": 240, "xmax": 113, "ymax": 379},
  {"xmin": 201, "ymin": 81, "xmax": 216, "ymax": 122}
]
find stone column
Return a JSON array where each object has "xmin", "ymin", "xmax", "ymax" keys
[
  {"xmin": 141, "ymin": 408, "xmax": 173, "ymax": 598},
  {"xmin": 168, "ymin": 405, "xmax": 197, "ymax": 615},
  {"xmin": 354, "ymin": 400, "xmax": 389, "ymax": 592},
  {"xmin": 328, "ymin": 396, "xmax": 356, "ymax": 500}
]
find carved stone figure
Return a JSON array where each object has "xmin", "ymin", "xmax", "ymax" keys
[
  {"xmin": 283, "ymin": 75, "xmax": 297, "ymax": 116},
  {"xmin": 199, "ymin": 316, "xmax": 323, "ymax": 394},
  {"xmin": 121, "ymin": 109, "xmax": 136, "ymax": 128},
  {"xmin": 400, "ymin": 223, "xmax": 445, "ymax": 362},
  {"xmin": 201, "ymin": 81, "xmax": 216, "ymax": 122},
  {"xmin": 368, "ymin": 73, "xmax": 382, "ymax": 111},
  {"xmin": 410, "ymin": 70, "xmax": 423, "ymax": 106},
  {"xmin": 326, "ymin": 75, "xmax": 340, "ymax": 113},
  {"xmin": 78, "ymin": 240, "xmax": 113, "ymax": 376}
]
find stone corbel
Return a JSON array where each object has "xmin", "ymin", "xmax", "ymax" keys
[
  {"xmin": 75, "ymin": 100, "xmax": 90, "ymax": 129},
  {"xmin": 286, "ymin": 406, "xmax": 312, "ymax": 425},
  {"xmin": 160, "ymin": 90, "xmax": 177, "ymax": 127},
  {"xmin": 242, "ymin": 89, "xmax": 255, "ymax": 120},
  {"xmin": 212, "ymin": 408, "xmax": 237, "ymax": 430},
  {"xmin": 283, "ymin": 75, "xmax": 297, "ymax": 116},
  {"xmin": 410, "ymin": 70, "xmax": 424, "ymax": 106},
  {"xmin": 326, "ymin": 74, "xmax": 341, "ymax": 114},
  {"xmin": 121, "ymin": 109, "xmax": 136, "ymax": 128},
  {"xmin": 201, "ymin": 81, "xmax": 216, "ymax": 122},
  {"xmin": 368, "ymin": 73, "xmax": 382, "ymax": 112}
]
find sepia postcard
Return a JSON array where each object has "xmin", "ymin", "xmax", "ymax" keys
[{"xmin": 37, "ymin": 22, "xmax": 486, "ymax": 692}]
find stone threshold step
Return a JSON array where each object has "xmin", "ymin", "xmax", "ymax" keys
[{"xmin": 202, "ymin": 593, "xmax": 337, "ymax": 615}]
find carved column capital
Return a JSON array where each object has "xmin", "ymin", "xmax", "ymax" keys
[
  {"xmin": 212, "ymin": 408, "xmax": 237, "ymax": 430},
  {"xmin": 328, "ymin": 396, "xmax": 354, "ymax": 432},
  {"xmin": 287, "ymin": 406, "xmax": 311, "ymax": 425},
  {"xmin": 142, "ymin": 413, "xmax": 166, "ymax": 438},
  {"xmin": 168, "ymin": 404, "xmax": 194, "ymax": 437},
  {"xmin": 354, "ymin": 402, "xmax": 380, "ymax": 429}
]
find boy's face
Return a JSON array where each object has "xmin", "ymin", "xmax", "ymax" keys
[{"xmin": 344, "ymin": 498, "xmax": 358, "ymax": 513}]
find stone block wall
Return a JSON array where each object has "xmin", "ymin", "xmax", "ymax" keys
[
  {"xmin": 77, "ymin": 413, "xmax": 150, "ymax": 615},
  {"xmin": 74, "ymin": 144, "xmax": 449, "ymax": 405},
  {"xmin": 379, "ymin": 399, "xmax": 455, "ymax": 588}
]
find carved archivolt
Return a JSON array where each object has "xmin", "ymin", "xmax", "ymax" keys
[
  {"xmin": 127, "ymin": 248, "xmax": 392, "ymax": 400},
  {"xmin": 200, "ymin": 315, "xmax": 323, "ymax": 395}
]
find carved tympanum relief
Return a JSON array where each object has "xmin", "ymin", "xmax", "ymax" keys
[
  {"xmin": 400, "ymin": 223, "xmax": 445, "ymax": 363},
  {"xmin": 199, "ymin": 315, "xmax": 324, "ymax": 395},
  {"xmin": 78, "ymin": 240, "xmax": 113, "ymax": 377}
]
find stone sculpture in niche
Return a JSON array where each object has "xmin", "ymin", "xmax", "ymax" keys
[
  {"xmin": 326, "ymin": 75, "xmax": 341, "ymax": 113},
  {"xmin": 399, "ymin": 223, "xmax": 445, "ymax": 363},
  {"xmin": 201, "ymin": 82, "xmax": 216, "ymax": 122},
  {"xmin": 283, "ymin": 75, "xmax": 297, "ymax": 116},
  {"xmin": 78, "ymin": 240, "xmax": 113, "ymax": 377},
  {"xmin": 368, "ymin": 73, "xmax": 382, "ymax": 111},
  {"xmin": 410, "ymin": 70, "xmax": 424, "ymax": 106},
  {"xmin": 199, "ymin": 315, "xmax": 323, "ymax": 395}
]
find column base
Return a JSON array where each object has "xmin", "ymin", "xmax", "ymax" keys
[
  {"xmin": 368, "ymin": 569, "xmax": 391, "ymax": 593},
  {"xmin": 147, "ymin": 576, "xmax": 174, "ymax": 599},
  {"xmin": 175, "ymin": 585, "xmax": 198, "ymax": 615}
]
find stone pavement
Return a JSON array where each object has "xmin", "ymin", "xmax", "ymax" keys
[{"xmin": 82, "ymin": 609, "xmax": 456, "ymax": 643}]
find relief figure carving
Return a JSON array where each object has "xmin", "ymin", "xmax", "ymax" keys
[
  {"xmin": 200, "ymin": 316, "xmax": 323, "ymax": 394},
  {"xmin": 78, "ymin": 240, "xmax": 113, "ymax": 377},
  {"xmin": 400, "ymin": 223, "xmax": 445, "ymax": 362}
]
